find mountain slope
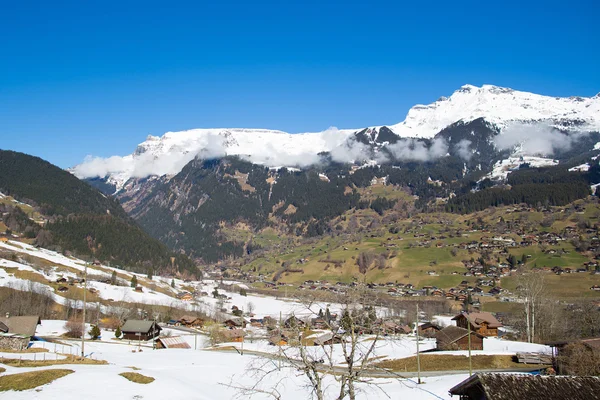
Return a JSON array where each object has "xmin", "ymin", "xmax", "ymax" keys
[{"xmin": 0, "ymin": 150, "xmax": 195, "ymax": 275}]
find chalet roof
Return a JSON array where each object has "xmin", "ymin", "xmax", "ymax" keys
[
  {"xmin": 224, "ymin": 329, "xmax": 245, "ymax": 339},
  {"xmin": 436, "ymin": 326, "xmax": 483, "ymax": 346},
  {"xmin": 179, "ymin": 315, "xmax": 202, "ymax": 323},
  {"xmin": 156, "ymin": 336, "xmax": 191, "ymax": 349},
  {"xmin": 546, "ymin": 337, "xmax": 600, "ymax": 351},
  {"xmin": 121, "ymin": 320, "xmax": 161, "ymax": 334},
  {"xmin": 0, "ymin": 321, "xmax": 8, "ymax": 333},
  {"xmin": 0, "ymin": 316, "xmax": 41, "ymax": 337},
  {"xmin": 449, "ymin": 373, "xmax": 600, "ymax": 400},
  {"xmin": 419, "ymin": 322, "xmax": 441, "ymax": 331},
  {"xmin": 313, "ymin": 332, "xmax": 334, "ymax": 346},
  {"xmin": 452, "ymin": 312, "xmax": 503, "ymax": 328}
]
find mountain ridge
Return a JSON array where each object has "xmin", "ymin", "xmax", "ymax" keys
[{"xmin": 72, "ymin": 84, "xmax": 600, "ymax": 191}]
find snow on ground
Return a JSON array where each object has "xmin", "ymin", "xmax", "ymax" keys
[
  {"xmin": 1, "ymin": 334, "xmax": 468, "ymax": 400},
  {"xmin": 484, "ymin": 156, "xmax": 559, "ymax": 181},
  {"xmin": 568, "ymin": 163, "xmax": 590, "ymax": 172},
  {"xmin": 2, "ymin": 317, "xmax": 555, "ymax": 399},
  {"xmin": 0, "ymin": 240, "xmax": 343, "ymax": 318}
]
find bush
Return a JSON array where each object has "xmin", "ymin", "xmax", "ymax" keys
[{"xmin": 64, "ymin": 318, "xmax": 83, "ymax": 339}]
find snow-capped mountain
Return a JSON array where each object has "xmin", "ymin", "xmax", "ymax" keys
[
  {"xmin": 72, "ymin": 84, "xmax": 600, "ymax": 191},
  {"xmin": 387, "ymin": 84, "xmax": 600, "ymax": 138}
]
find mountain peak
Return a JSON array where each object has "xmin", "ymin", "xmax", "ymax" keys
[{"xmin": 388, "ymin": 84, "xmax": 600, "ymax": 139}]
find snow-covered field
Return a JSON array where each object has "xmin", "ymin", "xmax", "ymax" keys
[
  {"xmin": 0, "ymin": 318, "xmax": 554, "ymax": 400},
  {"xmin": 0, "ymin": 321, "xmax": 458, "ymax": 400}
]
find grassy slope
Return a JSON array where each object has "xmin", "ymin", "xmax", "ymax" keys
[
  {"xmin": 0, "ymin": 369, "xmax": 74, "ymax": 391},
  {"xmin": 221, "ymin": 185, "xmax": 600, "ymax": 300}
]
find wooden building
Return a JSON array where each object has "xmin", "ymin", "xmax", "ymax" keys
[
  {"xmin": 224, "ymin": 328, "xmax": 245, "ymax": 343},
  {"xmin": 155, "ymin": 336, "xmax": 191, "ymax": 349},
  {"xmin": 178, "ymin": 315, "xmax": 204, "ymax": 328},
  {"xmin": 418, "ymin": 322, "xmax": 441, "ymax": 337},
  {"xmin": 120, "ymin": 320, "xmax": 161, "ymax": 341},
  {"xmin": 0, "ymin": 315, "xmax": 41, "ymax": 351},
  {"xmin": 449, "ymin": 373, "xmax": 600, "ymax": 400},
  {"xmin": 436, "ymin": 325, "xmax": 483, "ymax": 351},
  {"xmin": 452, "ymin": 311, "xmax": 502, "ymax": 337}
]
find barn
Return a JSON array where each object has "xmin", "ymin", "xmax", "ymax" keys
[
  {"xmin": 436, "ymin": 325, "xmax": 484, "ymax": 351},
  {"xmin": 121, "ymin": 320, "xmax": 161, "ymax": 341}
]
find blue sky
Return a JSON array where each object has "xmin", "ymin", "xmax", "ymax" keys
[{"xmin": 1, "ymin": 0, "xmax": 598, "ymax": 168}]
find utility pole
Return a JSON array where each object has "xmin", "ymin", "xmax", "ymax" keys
[
  {"xmin": 415, "ymin": 303, "xmax": 422, "ymax": 384},
  {"xmin": 81, "ymin": 261, "xmax": 88, "ymax": 358},
  {"xmin": 278, "ymin": 311, "xmax": 282, "ymax": 371},
  {"xmin": 467, "ymin": 317, "xmax": 473, "ymax": 376}
]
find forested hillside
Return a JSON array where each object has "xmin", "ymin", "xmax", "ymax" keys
[{"xmin": 0, "ymin": 150, "xmax": 196, "ymax": 275}]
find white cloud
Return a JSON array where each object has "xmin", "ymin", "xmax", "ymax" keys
[
  {"xmin": 387, "ymin": 138, "xmax": 449, "ymax": 161},
  {"xmin": 495, "ymin": 122, "xmax": 583, "ymax": 156},
  {"xmin": 455, "ymin": 139, "xmax": 473, "ymax": 161}
]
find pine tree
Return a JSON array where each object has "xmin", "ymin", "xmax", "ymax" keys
[
  {"xmin": 115, "ymin": 325, "xmax": 122, "ymax": 339},
  {"xmin": 147, "ymin": 268, "xmax": 153, "ymax": 280},
  {"xmin": 239, "ymin": 288, "xmax": 247, "ymax": 296},
  {"xmin": 89, "ymin": 325, "xmax": 101, "ymax": 340},
  {"xmin": 340, "ymin": 309, "xmax": 352, "ymax": 331},
  {"xmin": 130, "ymin": 275, "xmax": 137, "ymax": 288},
  {"xmin": 111, "ymin": 270, "xmax": 117, "ymax": 285},
  {"xmin": 171, "ymin": 279, "xmax": 175, "ymax": 288}
]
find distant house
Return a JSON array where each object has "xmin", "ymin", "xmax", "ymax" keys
[
  {"xmin": 223, "ymin": 328, "xmax": 245, "ymax": 343},
  {"xmin": 284, "ymin": 316, "xmax": 305, "ymax": 329},
  {"xmin": 178, "ymin": 315, "xmax": 204, "ymax": 328},
  {"xmin": 313, "ymin": 332, "xmax": 343, "ymax": 346},
  {"xmin": 436, "ymin": 325, "xmax": 483, "ymax": 351},
  {"xmin": 0, "ymin": 315, "xmax": 41, "ymax": 350},
  {"xmin": 452, "ymin": 311, "xmax": 502, "ymax": 337},
  {"xmin": 120, "ymin": 320, "xmax": 161, "ymax": 341},
  {"xmin": 418, "ymin": 322, "xmax": 441, "ymax": 337},
  {"xmin": 177, "ymin": 292, "xmax": 193, "ymax": 301},
  {"xmin": 57, "ymin": 286, "xmax": 69, "ymax": 293},
  {"xmin": 382, "ymin": 321, "xmax": 411, "ymax": 335},
  {"xmin": 155, "ymin": 336, "xmax": 191, "ymax": 349},
  {"xmin": 268, "ymin": 332, "xmax": 288, "ymax": 346},
  {"xmin": 223, "ymin": 318, "xmax": 247, "ymax": 329},
  {"xmin": 449, "ymin": 373, "xmax": 600, "ymax": 400}
]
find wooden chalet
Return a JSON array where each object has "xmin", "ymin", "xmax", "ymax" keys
[
  {"xmin": 382, "ymin": 321, "xmax": 411, "ymax": 335},
  {"xmin": 436, "ymin": 325, "xmax": 483, "ymax": 351},
  {"xmin": 284, "ymin": 316, "xmax": 305, "ymax": 329},
  {"xmin": 449, "ymin": 373, "xmax": 600, "ymax": 400},
  {"xmin": 178, "ymin": 315, "xmax": 204, "ymax": 328},
  {"xmin": 155, "ymin": 336, "xmax": 191, "ymax": 349},
  {"xmin": 223, "ymin": 317, "xmax": 247, "ymax": 329},
  {"xmin": 452, "ymin": 311, "xmax": 502, "ymax": 337},
  {"xmin": 268, "ymin": 332, "xmax": 288, "ymax": 346},
  {"xmin": 546, "ymin": 337, "xmax": 600, "ymax": 375},
  {"xmin": 0, "ymin": 315, "xmax": 41, "ymax": 350},
  {"xmin": 224, "ymin": 328, "xmax": 245, "ymax": 343},
  {"xmin": 313, "ymin": 332, "xmax": 343, "ymax": 346},
  {"xmin": 120, "ymin": 320, "xmax": 161, "ymax": 341},
  {"xmin": 418, "ymin": 322, "xmax": 441, "ymax": 337}
]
